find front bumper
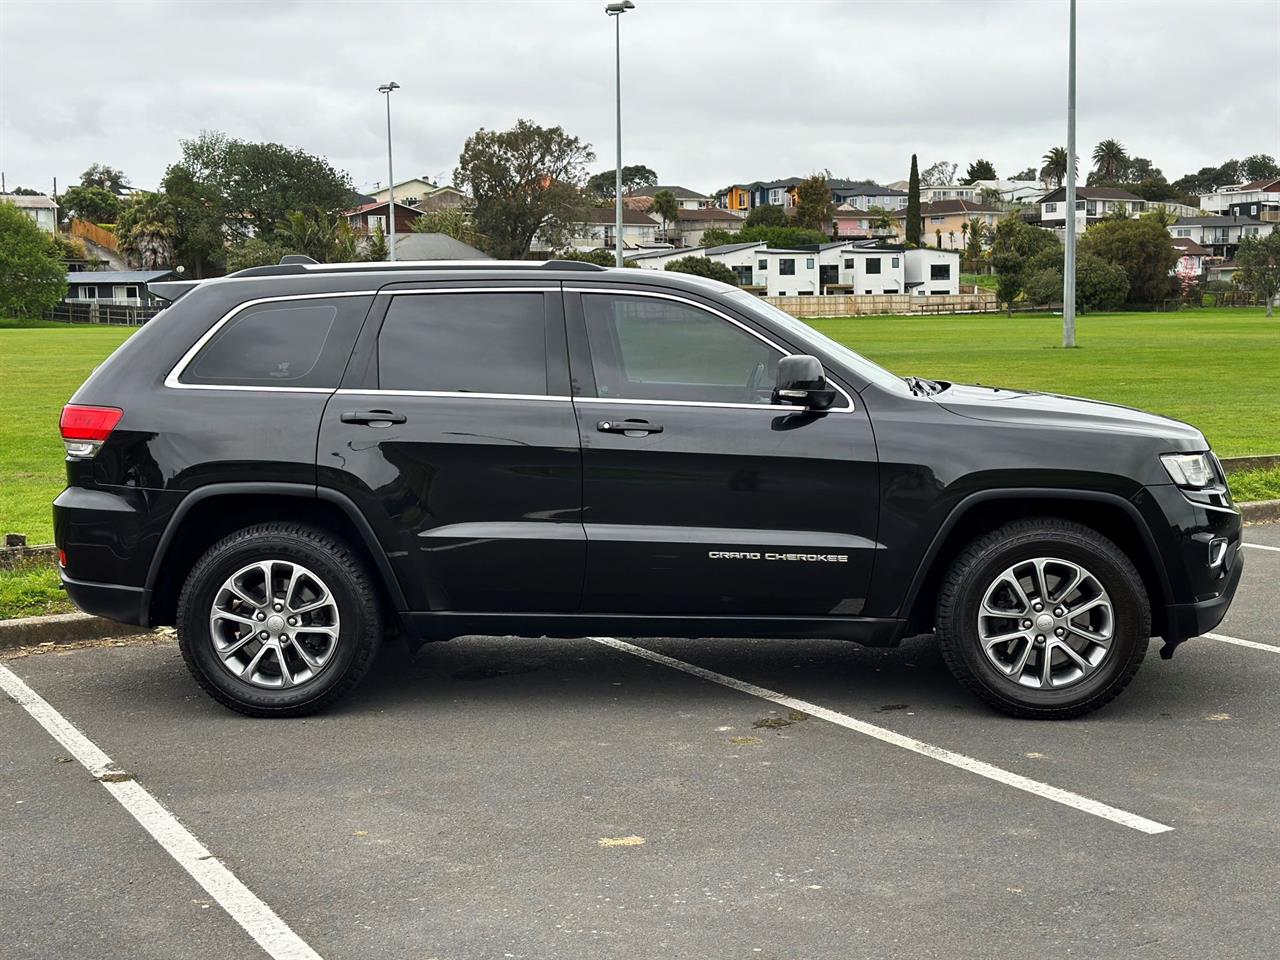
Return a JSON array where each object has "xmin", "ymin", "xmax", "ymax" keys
[{"xmin": 1160, "ymin": 547, "xmax": 1243, "ymax": 658}]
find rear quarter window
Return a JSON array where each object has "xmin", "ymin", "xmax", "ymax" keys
[{"xmin": 179, "ymin": 297, "xmax": 370, "ymax": 388}]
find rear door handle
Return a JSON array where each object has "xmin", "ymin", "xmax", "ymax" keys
[
  {"xmin": 597, "ymin": 418, "xmax": 663, "ymax": 436},
  {"xmin": 341, "ymin": 409, "xmax": 406, "ymax": 426}
]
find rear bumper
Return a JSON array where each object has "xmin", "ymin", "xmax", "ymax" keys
[{"xmin": 60, "ymin": 573, "xmax": 148, "ymax": 626}]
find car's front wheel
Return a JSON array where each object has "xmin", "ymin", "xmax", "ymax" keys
[
  {"xmin": 176, "ymin": 522, "xmax": 382, "ymax": 717},
  {"xmin": 936, "ymin": 518, "xmax": 1150, "ymax": 719}
]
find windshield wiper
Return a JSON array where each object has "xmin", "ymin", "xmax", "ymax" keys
[{"xmin": 904, "ymin": 376, "xmax": 943, "ymax": 397}]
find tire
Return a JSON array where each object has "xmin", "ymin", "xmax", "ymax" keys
[
  {"xmin": 936, "ymin": 517, "xmax": 1150, "ymax": 719},
  {"xmin": 176, "ymin": 522, "xmax": 382, "ymax": 717}
]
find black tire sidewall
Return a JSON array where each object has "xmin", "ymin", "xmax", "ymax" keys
[
  {"xmin": 178, "ymin": 532, "xmax": 374, "ymax": 714},
  {"xmin": 950, "ymin": 536, "xmax": 1145, "ymax": 711}
]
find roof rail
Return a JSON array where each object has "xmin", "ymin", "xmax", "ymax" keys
[{"xmin": 222, "ymin": 259, "xmax": 609, "ymax": 279}]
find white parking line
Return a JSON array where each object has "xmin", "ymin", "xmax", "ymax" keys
[
  {"xmin": 591, "ymin": 636, "xmax": 1173, "ymax": 836},
  {"xmin": 1243, "ymin": 542, "xmax": 1280, "ymax": 554},
  {"xmin": 1204, "ymin": 632, "xmax": 1280, "ymax": 653},
  {"xmin": 0, "ymin": 663, "xmax": 323, "ymax": 960}
]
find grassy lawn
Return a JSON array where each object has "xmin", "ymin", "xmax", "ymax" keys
[{"xmin": 0, "ymin": 559, "xmax": 73, "ymax": 619}]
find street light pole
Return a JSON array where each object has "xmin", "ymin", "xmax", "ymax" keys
[
  {"xmin": 1062, "ymin": 0, "xmax": 1077, "ymax": 347},
  {"xmin": 606, "ymin": 1, "xmax": 635, "ymax": 268},
  {"xmin": 378, "ymin": 81, "xmax": 400, "ymax": 262}
]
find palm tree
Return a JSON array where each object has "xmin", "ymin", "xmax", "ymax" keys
[
  {"xmin": 652, "ymin": 189, "xmax": 681, "ymax": 241},
  {"xmin": 947, "ymin": 230, "xmax": 955, "ymax": 249},
  {"xmin": 1092, "ymin": 139, "xmax": 1129, "ymax": 182},
  {"xmin": 935, "ymin": 228, "xmax": 942, "ymax": 249},
  {"xmin": 1040, "ymin": 147, "xmax": 1074, "ymax": 189},
  {"xmin": 275, "ymin": 211, "xmax": 337, "ymax": 262},
  {"xmin": 960, "ymin": 220, "xmax": 970, "ymax": 248}
]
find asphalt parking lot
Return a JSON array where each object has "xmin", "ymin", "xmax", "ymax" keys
[{"xmin": 3, "ymin": 527, "xmax": 1278, "ymax": 960}]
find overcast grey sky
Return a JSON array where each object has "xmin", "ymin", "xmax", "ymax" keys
[{"xmin": 1, "ymin": 0, "xmax": 1277, "ymax": 197}]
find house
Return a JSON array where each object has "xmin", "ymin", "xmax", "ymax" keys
[
  {"xmin": 751, "ymin": 242, "xmax": 907, "ymax": 297},
  {"xmin": 1197, "ymin": 177, "xmax": 1280, "ymax": 220},
  {"xmin": 365, "ymin": 178, "xmax": 464, "ymax": 209},
  {"xmin": 413, "ymin": 185, "xmax": 467, "ymax": 212},
  {"xmin": 903, "ymin": 248, "xmax": 961, "ymax": 295},
  {"xmin": 1170, "ymin": 237, "xmax": 1211, "ymax": 281},
  {"xmin": 389, "ymin": 233, "xmax": 490, "ymax": 260},
  {"xmin": 1167, "ymin": 215, "xmax": 1276, "ymax": 260},
  {"xmin": 558, "ymin": 207, "xmax": 661, "ymax": 252},
  {"xmin": 920, "ymin": 184, "xmax": 981, "ymax": 204},
  {"xmin": 1037, "ymin": 186, "xmax": 1146, "ymax": 230},
  {"xmin": 1, "ymin": 193, "xmax": 57, "ymax": 233},
  {"xmin": 705, "ymin": 241, "xmax": 767, "ymax": 286},
  {"xmin": 898, "ymin": 199, "xmax": 1003, "ymax": 250},
  {"xmin": 970, "ymin": 178, "xmax": 1050, "ymax": 204},
  {"xmin": 832, "ymin": 207, "xmax": 901, "ymax": 240},
  {"xmin": 628, "ymin": 246, "xmax": 703, "ymax": 270},
  {"xmin": 829, "ymin": 183, "xmax": 909, "ymax": 211},
  {"xmin": 64, "ymin": 270, "xmax": 176, "ymax": 305},
  {"xmin": 659, "ymin": 206, "xmax": 745, "ymax": 248},
  {"xmin": 342, "ymin": 200, "xmax": 423, "ymax": 236},
  {"xmin": 717, "ymin": 178, "xmax": 905, "ymax": 213},
  {"xmin": 628, "ymin": 185, "xmax": 713, "ymax": 210}
]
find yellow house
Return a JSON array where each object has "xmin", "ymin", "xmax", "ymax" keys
[
  {"xmin": 899, "ymin": 199, "xmax": 1005, "ymax": 250},
  {"xmin": 724, "ymin": 185, "xmax": 752, "ymax": 213}
]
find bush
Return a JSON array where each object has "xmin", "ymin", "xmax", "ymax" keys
[
  {"xmin": 225, "ymin": 237, "xmax": 288, "ymax": 273},
  {"xmin": 0, "ymin": 203, "xmax": 66, "ymax": 320},
  {"xmin": 1079, "ymin": 217, "xmax": 1178, "ymax": 304},
  {"xmin": 555, "ymin": 248, "xmax": 638, "ymax": 268},
  {"xmin": 664, "ymin": 256, "xmax": 738, "ymax": 285}
]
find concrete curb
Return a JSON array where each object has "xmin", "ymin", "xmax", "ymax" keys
[
  {"xmin": 1220, "ymin": 455, "xmax": 1280, "ymax": 475},
  {"xmin": 1242, "ymin": 499, "xmax": 1280, "ymax": 524},
  {"xmin": 0, "ymin": 612, "xmax": 153, "ymax": 650}
]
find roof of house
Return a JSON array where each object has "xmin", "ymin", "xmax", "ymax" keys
[
  {"xmin": 1, "ymin": 193, "xmax": 57, "ymax": 209},
  {"xmin": 705, "ymin": 241, "xmax": 765, "ymax": 255},
  {"xmin": 389, "ymin": 233, "xmax": 490, "ymax": 260},
  {"xmin": 627, "ymin": 246, "xmax": 697, "ymax": 260},
  {"xmin": 1172, "ymin": 215, "xmax": 1268, "ymax": 226},
  {"xmin": 895, "ymin": 199, "xmax": 1002, "ymax": 217},
  {"xmin": 65, "ymin": 270, "xmax": 175, "ymax": 284},
  {"xmin": 1234, "ymin": 177, "xmax": 1280, "ymax": 192},
  {"xmin": 832, "ymin": 183, "xmax": 907, "ymax": 197},
  {"xmin": 576, "ymin": 207, "xmax": 661, "ymax": 226},
  {"xmin": 630, "ymin": 185, "xmax": 710, "ymax": 200},
  {"xmin": 1038, "ymin": 186, "xmax": 1143, "ymax": 203},
  {"xmin": 1170, "ymin": 237, "xmax": 1212, "ymax": 256},
  {"xmin": 673, "ymin": 207, "xmax": 743, "ymax": 222},
  {"xmin": 343, "ymin": 200, "xmax": 424, "ymax": 216},
  {"xmin": 623, "ymin": 196, "xmax": 655, "ymax": 211}
]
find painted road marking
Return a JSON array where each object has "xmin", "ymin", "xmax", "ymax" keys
[
  {"xmin": 1243, "ymin": 542, "xmax": 1280, "ymax": 554},
  {"xmin": 0, "ymin": 663, "xmax": 323, "ymax": 960},
  {"xmin": 591, "ymin": 636, "xmax": 1173, "ymax": 836},
  {"xmin": 1204, "ymin": 632, "xmax": 1280, "ymax": 653}
]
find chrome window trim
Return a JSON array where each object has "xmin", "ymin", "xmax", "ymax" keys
[
  {"xmin": 374, "ymin": 286, "xmax": 560, "ymax": 295},
  {"xmin": 164, "ymin": 291, "xmax": 374, "ymax": 392},
  {"xmin": 564, "ymin": 287, "xmax": 855, "ymax": 413},
  {"xmin": 336, "ymin": 389, "xmax": 570, "ymax": 403}
]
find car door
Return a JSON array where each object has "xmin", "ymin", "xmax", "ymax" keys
[
  {"xmin": 565, "ymin": 285, "xmax": 879, "ymax": 617},
  {"xmin": 317, "ymin": 284, "xmax": 584, "ymax": 614}
]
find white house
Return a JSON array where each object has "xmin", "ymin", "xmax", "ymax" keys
[
  {"xmin": 904, "ymin": 248, "xmax": 961, "ymax": 296},
  {"xmin": 1, "ymin": 193, "xmax": 57, "ymax": 233},
  {"xmin": 705, "ymin": 241, "xmax": 767, "ymax": 286},
  {"xmin": 557, "ymin": 207, "xmax": 661, "ymax": 252},
  {"xmin": 1038, "ymin": 186, "xmax": 1146, "ymax": 231},
  {"xmin": 659, "ymin": 206, "xmax": 745, "ymax": 248},
  {"xmin": 628, "ymin": 185, "xmax": 713, "ymax": 210},
  {"xmin": 366, "ymin": 178, "xmax": 465, "ymax": 210},
  {"xmin": 836, "ymin": 246, "xmax": 907, "ymax": 294},
  {"xmin": 1197, "ymin": 177, "xmax": 1280, "ymax": 219},
  {"xmin": 970, "ymin": 178, "xmax": 1050, "ymax": 204},
  {"xmin": 1168, "ymin": 216, "xmax": 1276, "ymax": 259},
  {"xmin": 751, "ymin": 242, "xmax": 907, "ymax": 297},
  {"xmin": 920, "ymin": 184, "xmax": 980, "ymax": 203},
  {"xmin": 1170, "ymin": 237, "xmax": 1211, "ymax": 281},
  {"xmin": 628, "ymin": 246, "xmax": 701, "ymax": 270}
]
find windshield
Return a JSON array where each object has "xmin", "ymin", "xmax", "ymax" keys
[{"xmin": 726, "ymin": 291, "xmax": 913, "ymax": 396}]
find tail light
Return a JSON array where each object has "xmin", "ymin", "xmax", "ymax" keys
[{"xmin": 60, "ymin": 404, "xmax": 123, "ymax": 458}]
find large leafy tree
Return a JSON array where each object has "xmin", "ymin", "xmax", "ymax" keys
[
  {"xmin": 1022, "ymin": 250, "xmax": 1128, "ymax": 312},
  {"xmin": 455, "ymin": 119, "xmax": 595, "ymax": 259},
  {"xmin": 1079, "ymin": 216, "xmax": 1178, "ymax": 304},
  {"xmin": 964, "ymin": 159, "xmax": 997, "ymax": 184},
  {"xmin": 990, "ymin": 216, "xmax": 1060, "ymax": 315},
  {"xmin": 745, "ymin": 203, "xmax": 787, "ymax": 228},
  {"xmin": 59, "ymin": 184, "xmax": 122, "ymax": 223},
  {"xmin": 159, "ymin": 163, "xmax": 227, "ymax": 278},
  {"xmin": 585, "ymin": 164, "xmax": 657, "ymax": 200},
  {"xmin": 1040, "ymin": 147, "xmax": 1074, "ymax": 189},
  {"xmin": 1091, "ymin": 139, "xmax": 1130, "ymax": 182},
  {"xmin": 79, "ymin": 163, "xmax": 129, "ymax": 193},
  {"xmin": 906, "ymin": 154, "xmax": 921, "ymax": 246},
  {"xmin": 920, "ymin": 160, "xmax": 957, "ymax": 186},
  {"xmin": 792, "ymin": 172, "xmax": 834, "ymax": 233},
  {"xmin": 1234, "ymin": 231, "xmax": 1280, "ymax": 316},
  {"xmin": 664, "ymin": 256, "xmax": 737, "ymax": 285},
  {"xmin": 0, "ymin": 202, "xmax": 66, "ymax": 320},
  {"xmin": 116, "ymin": 193, "xmax": 176, "ymax": 268},
  {"xmin": 1241, "ymin": 154, "xmax": 1280, "ymax": 182}
]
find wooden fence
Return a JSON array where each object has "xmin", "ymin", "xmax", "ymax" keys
[
  {"xmin": 763, "ymin": 290, "xmax": 1000, "ymax": 318},
  {"xmin": 46, "ymin": 301, "xmax": 164, "ymax": 326},
  {"xmin": 69, "ymin": 218, "xmax": 120, "ymax": 253}
]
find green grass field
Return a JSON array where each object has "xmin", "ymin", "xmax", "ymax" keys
[{"xmin": 0, "ymin": 308, "xmax": 1276, "ymax": 550}]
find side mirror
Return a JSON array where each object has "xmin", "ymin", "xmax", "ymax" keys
[{"xmin": 772, "ymin": 355, "xmax": 837, "ymax": 410}]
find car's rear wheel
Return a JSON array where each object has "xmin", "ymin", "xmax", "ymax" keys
[
  {"xmin": 177, "ymin": 523, "xmax": 382, "ymax": 717},
  {"xmin": 936, "ymin": 518, "xmax": 1150, "ymax": 719}
]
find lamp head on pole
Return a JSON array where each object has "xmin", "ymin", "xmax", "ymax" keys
[
  {"xmin": 377, "ymin": 81, "xmax": 400, "ymax": 95},
  {"xmin": 605, "ymin": 1, "xmax": 634, "ymax": 15}
]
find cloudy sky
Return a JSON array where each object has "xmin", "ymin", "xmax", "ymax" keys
[{"xmin": 2, "ymin": 0, "xmax": 1277, "ymax": 197}]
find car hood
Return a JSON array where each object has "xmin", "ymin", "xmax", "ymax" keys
[{"xmin": 934, "ymin": 383, "xmax": 1207, "ymax": 446}]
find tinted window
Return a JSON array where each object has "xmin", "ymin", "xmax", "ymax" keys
[
  {"xmin": 379, "ymin": 293, "xmax": 547, "ymax": 394},
  {"xmin": 183, "ymin": 298, "xmax": 366, "ymax": 387},
  {"xmin": 866, "ymin": 258, "xmax": 881, "ymax": 274},
  {"xmin": 779, "ymin": 259, "xmax": 795, "ymax": 275},
  {"xmin": 582, "ymin": 294, "xmax": 780, "ymax": 404}
]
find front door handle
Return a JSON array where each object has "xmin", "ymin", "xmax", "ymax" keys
[
  {"xmin": 597, "ymin": 418, "xmax": 663, "ymax": 436},
  {"xmin": 341, "ymin": 409, "xmax": 406, "ymax": 426}
]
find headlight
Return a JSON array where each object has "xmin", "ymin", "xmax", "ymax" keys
[{"xmin": 1161, "ymin": 453, "xmax": 1216, "ymax": 489}]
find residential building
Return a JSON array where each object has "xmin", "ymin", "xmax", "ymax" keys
[
  {"xmin": 64, "ymin": 270, "xmax": 175, "ymax": 305},
  {"xmin": 1197, "ymin": 178, "xmax": 1280, "ymax": 221},
  {"xmin": 753, "ymin": 242, "xmax": 907, "ymax": 297},
  {"xmin": 342, "ymin": 200, "xmax": 423, "ymax": 237},
  {"xmin": 659, "ymin": 206, "xmax": 745, "ymax": 248},
  {"xmin": 628, "ymin": 246, "xmax": 703, "ymax": 271},
  {"xmin": 832, "ymin": 207, "xmax": 899, "ymax": 240},
  {"xmin": 1146, "ymin": 199, "xmax": 1200, "ymax": 220},
  {"xmin": 1037, "ymin": 186, "xmax": 1146, "ymax": 230},
  {"xmin": 413, "ymin": 185, "xmax": 467, "ymax": 212},
  {"xmin": 833, "ymin": 245, "xmax": 907, "ymax": 295},
  {"xmin": 1, "ymin": 193, "xmax": 57, "ymax": 233},
  {"xmin": 970, "ymin": 178, "xmax": 1051, "ymax": 205},
  {"xmin": 390, "ymin": 233, "xmax": 489, "ymax": 260},
  {"xmin": 716, "ymin": 178, "xmax": 902, "ymax": 212},
  {"xmin": 1170, "ymin": 237, "xmax": 1211, "ymax": 281},
  {"xmin": 1167, "ymin": 215, "xmax": 1276, "ymax": 260},
  {"xmin": 920, "ymin": 184, "xmax": 981, "ymax": 203},
  {"xmin": 830, "ymin": 183, "xmax": 908, "ymax": 211},
  {"xmin": 558, "ymin": 207, "xmax": 661, "ymax": 252},
  {"xmin": 903, "ymin": 248, "xmax": 961, "ymax": 295},
  {"xmin": 898, "ymin": 199, "xmax": 1003, "ymax": 250},
  {"xmin": 628, "ymin": 185, "xmax": 713, "ymax": 210},
  {"xmin": 366, "ymin": 178, "xmax": 463, "ymax": 209},
  {"xmin": 706, "ymin": 241, "xmax": 768, "ymax": 286}
]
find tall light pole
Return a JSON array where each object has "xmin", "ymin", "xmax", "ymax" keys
[
  {"xmin": 378, "ymin": 81, "xmax": 400, "ymax": 262},
  {"xmin": 1062, "ymin": 0, "xmax": 1077, "ymax": 347},
  {"xmin": 606, "ymin": 0, "xmax": 635, "ymax": 267}
]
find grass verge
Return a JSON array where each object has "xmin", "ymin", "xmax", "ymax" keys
[
  {"xmin": 0, "ymin": 560, "xmax": 73, "ymax": 620},
  {"xmin": 1229, "ymin": 466, "xmax": 1280, "ymax": 504}
]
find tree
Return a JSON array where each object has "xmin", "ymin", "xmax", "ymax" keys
[
  {"xmin": 935, "ymin": 228, "xmax": 942, "ymax": 249},
  {"xmin": 965, "ymin": 159, "xmax": 997, "ymax": 184},
  {"xmin": 1091, "ymin": 139, "xmax": 1130, "ymax": 182},
  {"xmin": 116, "ymin": 193, "xmax": 176, "ymax": 268},
  {"xmin": 79, "ymin": 163, "xmax": 129, "ymax": 193},
  {"xmin": 1234, "ymin": 231, "xmax": 1280, "ymax": 316},
  {"xmin": 792, "ymin": 172, "xmax": 834, "ymax": 233},
  {"xmin": 1040, "ymin": 147, "xmax": 1074, "ymax": 189},
  {"xmin": 411, "ymin": 207, "xmax": 485, "ymax": 247},
  {"xmin": 652, "ymin": 189, "xmax": 680, "ymax": 235},
  {"xmin": 224, "ymin": 237, "xmax": 288, "ymax": 272},
  {"xmin": 59, "ymin": 184, "xmax": 122, "ymax": 223},
  {"xmin": 1022, "ymin": 253, "xmax": 1128, "ymax": 312},
  {"xmin": 556, "ymin": 248, "xmax": 638, "ymax": 267},
  {"xmin": 906, "ymin": 154, "xmax": 921, "ymax": 246},
  {"xmin": 1011, "ymin": 166, "xmax": 1038, "ymax": 181},
  {"xmin": 920, "ymin": 160, "xmax": 957, "ymax": 186},
  {"xmin": 159, "ymin": 162, "xmax": 228, "ymax": 278},
  {"xmin": 699, "ymin": 226, "xmax": 738, "ymax": 248},
  {"xmin": 363, "ymin": 225, "xmax": 388, "ymax": 263},
  {"xmin": 585, "ymin": 164, "xmax": 657, "ymax": 200},
  {"xmin": 0, "ymin": 201, "xmax": 65, "ymax": 320},
  {"xmin": 664, "ymin": 256, "xmax": 738, "ymax": 285},
  {"xmin": 454, "ymin": 119, "xmax": 595, "ymax": 259},
  {"xmin": 7, "ymin": 186, "xmax": 44, "ymax": 196},
  {"xmin": 274, "ymin": 211, "xmax": 341, "ymax": 262},
  {"xmin": 1079, "ymin": 216, "xmax": 1178, "ymax": 304},
  {"xmin": 867, "ymin": 205, "xmax": 894, "ymax": 234},
  {"xmin": 991, "ymin": 216, "xmax": 1060, "ymax": 315},
  {"xmin": 731, "ymin": 225, "xmax": 829, "ymax": 248},
  {"xmin": 1241, "ymin": 154, "xmax": 1280, "ymax": 183},
  {"xmin": 745, "ymin": 203, "xmax": 787, "ymax": 228}
]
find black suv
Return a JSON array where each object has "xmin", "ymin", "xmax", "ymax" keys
[{"xmin": 54, "ymin": 260, "xmax": 1243, "ymax": 719}]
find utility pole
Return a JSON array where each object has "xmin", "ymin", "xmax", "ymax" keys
[
  {"xmin": 378, "ymin": 81, "xmax": 400, "ymax": 262},
  {"xmin": 606, "ymin": 1, "xmax": 635, "ymax": 267},
  {"xmin": 1062, "ymin": 0, "xmax": 1077, "ymax": 347}
]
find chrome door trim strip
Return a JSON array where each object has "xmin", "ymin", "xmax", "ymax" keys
[{"xmin": 335, "ymin": 389, "xmax": 571, "ymax": 402}]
